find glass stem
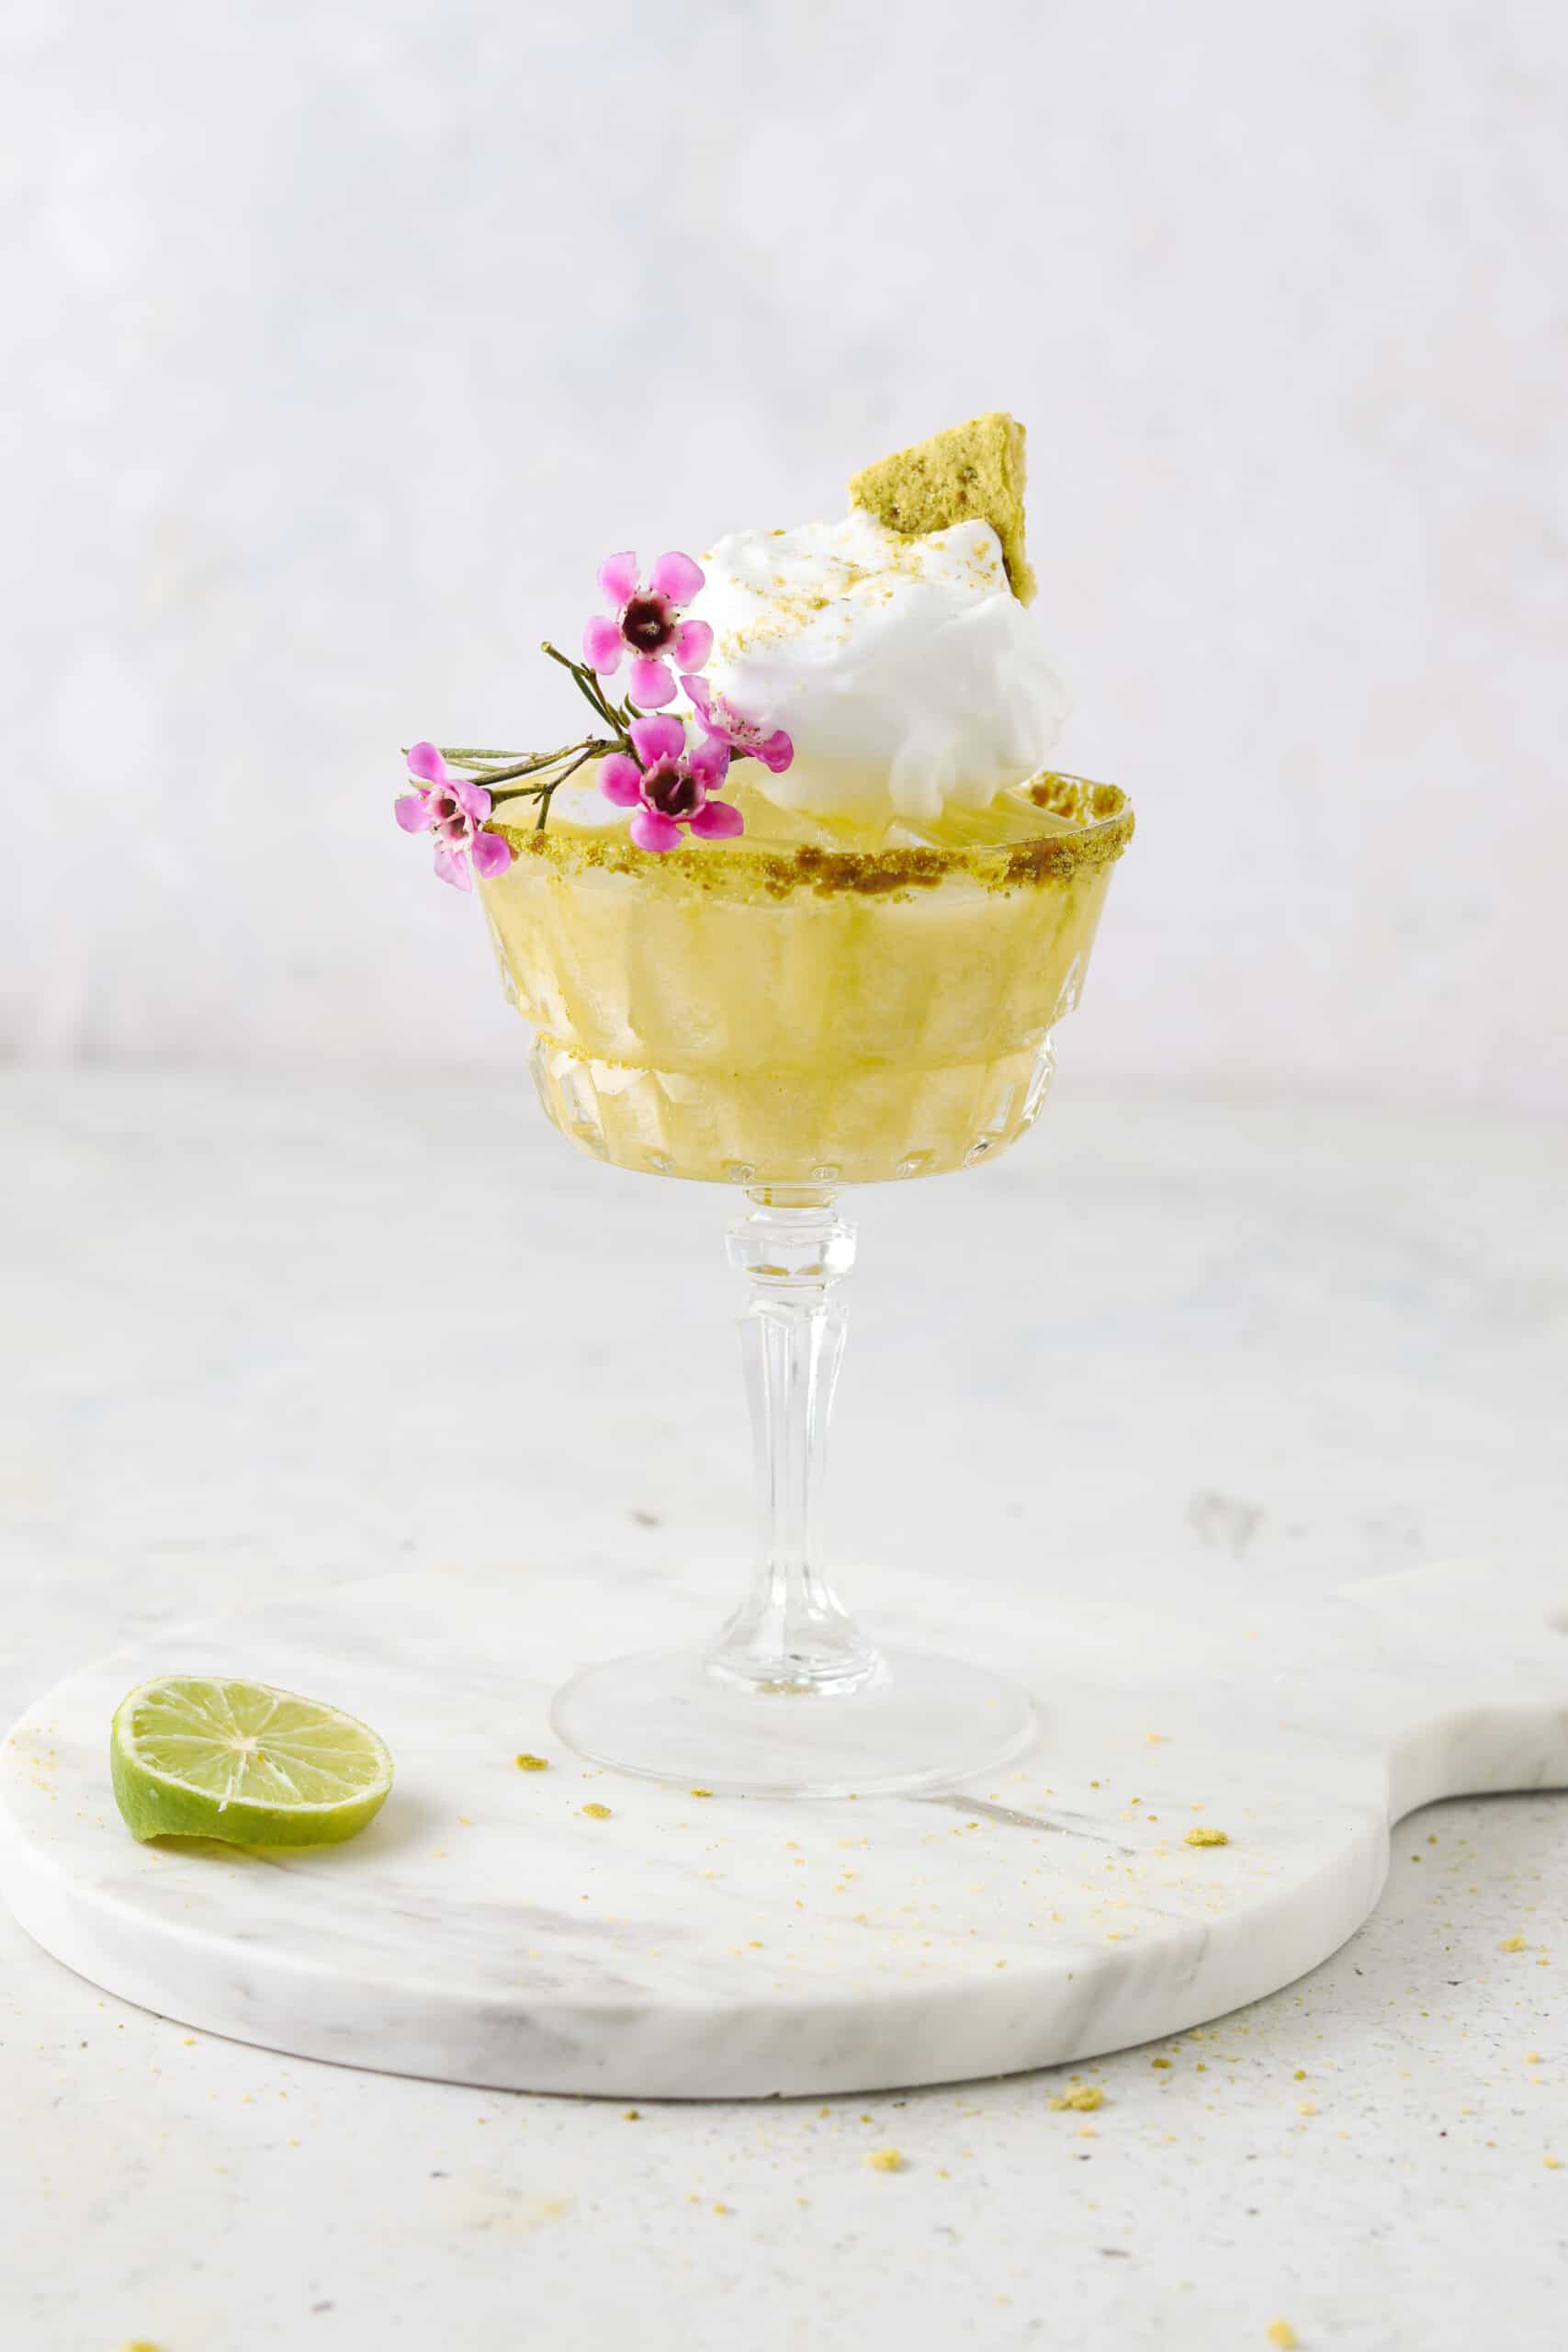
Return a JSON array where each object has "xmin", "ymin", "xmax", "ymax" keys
[{"xmin": 706, "ymin": 1191, "xmax": 880, "ymax": 1696}]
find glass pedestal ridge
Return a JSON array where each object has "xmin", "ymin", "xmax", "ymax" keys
[{"xmin": 481, "ymin": 774, "xmax": 1134, "ymax": 1796}]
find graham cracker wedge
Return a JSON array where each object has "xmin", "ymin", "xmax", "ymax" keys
[{"xmin": 849, "ymin": 412, "xmax": 1034, "ymax": 604}]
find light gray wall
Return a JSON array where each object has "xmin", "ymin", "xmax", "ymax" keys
[{"xmin": 6, "ymin": 0, "xmax": 1564, "ymax": 1110}]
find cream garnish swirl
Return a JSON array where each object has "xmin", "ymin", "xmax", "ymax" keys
[{"xmin": 682, "ymin": 511, "xmax": 1068, "ymax": 825}]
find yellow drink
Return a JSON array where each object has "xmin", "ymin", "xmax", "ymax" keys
[{"xmin": 479, "ymin": 773, "xmax": 1133, "ymax": 1187}]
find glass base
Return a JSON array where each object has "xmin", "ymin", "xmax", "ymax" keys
[{"xmin": 550, "ymin": 1644, "xmax": 1038, "ymax": 1799}]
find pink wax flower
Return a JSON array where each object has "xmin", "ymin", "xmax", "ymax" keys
[
  {"xmin": 395, "ymin": 742, "xmax": 514, "ymax": 892},
  {"xmin": 598, "ymin": 714, "xmax": 744, "ymax": 854},
  {"xmin": 681, "ymin": 673, "xmax": 794, "ymax": 775},
  {"xmin": 581, "ymin": 550, "xmax": 714, "ymax": 710}
]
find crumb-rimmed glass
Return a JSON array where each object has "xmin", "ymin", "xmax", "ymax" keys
[{"xmin": 479, "ymin": 775, "xmax": 1134, "ymax": 1796}]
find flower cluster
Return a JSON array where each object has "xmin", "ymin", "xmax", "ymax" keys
[{"xmin": 395, "ymin": 548, "xmax": 792, "ymax": 888}]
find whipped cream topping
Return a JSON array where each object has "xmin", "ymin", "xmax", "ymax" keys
[{"xmin": 683, "ymin": 511, "xmax": 1068, "ymax": 825}]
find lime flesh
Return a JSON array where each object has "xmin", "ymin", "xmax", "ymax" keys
[{"xmin": 110, "ymin": 1676, "xmax": 393, "ymax": 1847}]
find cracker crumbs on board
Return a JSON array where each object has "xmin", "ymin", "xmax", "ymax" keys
[
  {"xmin": 581, "ymin": 1803, "xmax": 613, "ymax": 1820},
  {"xmin": 1266, "ymin": 2324, "xmax": 1300, "ymax": 2350},
  {"xmin": 1186, "ymin": 1826, "xmax": 1230, "ymax": 1848},
  {"xmin": 1051, "ymin": 2086, "xmax": 1105, "ymax": 2113},
  {"xmin": 867, "ymin": 2147, "xmax": 907, "ymax": 2172},
  {"xmin": 514, "ymin": 1753, "xmax": 550, "ymax": 1771},
  {"xmin": 1500, "ymin": 1936, "xmax": 1528, "ymax": 1951}
]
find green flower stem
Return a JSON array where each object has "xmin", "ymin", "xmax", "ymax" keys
[
  {"xmin": 406, "ymin": 643, "xmax": 644, "ymax": 842},
  {"xmin": 530, "ymin": 743, "xmax": 599, "ymax": 827},
  {"xmin": 486, "ymin": 741, "xmax": 610, "ymax": 807},
  {"xmin": 446, "ymin": 739, "xmax": 609, "ymax": 787},
  {"xmin": 540, "ymin": 641, "xmax": 630, "ymax": 737}
]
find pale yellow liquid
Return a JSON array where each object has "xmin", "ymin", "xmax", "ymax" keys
[{"xmin": 479, "ymin": 773, "xmax": 1132, "ymax": 1186}]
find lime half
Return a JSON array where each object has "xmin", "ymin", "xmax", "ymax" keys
[{"xmin": 110, "ymin": 1676, "xmax": 393, "ymax": 1847}]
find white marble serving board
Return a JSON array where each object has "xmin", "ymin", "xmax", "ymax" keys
[{"xmin": 2, "ymin": 1555, "xmax": 1564, "ymax": 2099}]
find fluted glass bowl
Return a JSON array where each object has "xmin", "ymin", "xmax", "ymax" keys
[{"xmin": 479, "ymin": 773, "xmax": 1134, "ymax": 1188}]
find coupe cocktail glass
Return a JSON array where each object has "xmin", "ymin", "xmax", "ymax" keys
[{"xmin": 479, "ymin": 773, "xmax": 1134, "ymax": 1795}]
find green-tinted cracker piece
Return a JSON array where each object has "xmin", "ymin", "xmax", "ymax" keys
[{"xmin": 850, "ymin": 412, "xmax": 1035, "ymax": 604}]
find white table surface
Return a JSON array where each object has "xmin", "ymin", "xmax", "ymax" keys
[{"xmin": 1, "ymin": 1069, "xmax": 1563, "ymax": 2351}]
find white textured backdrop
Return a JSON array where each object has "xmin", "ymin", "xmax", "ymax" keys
[{"xmin": 4, "ymin": 0, "xmax": 1565, "ymax": 1111}]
